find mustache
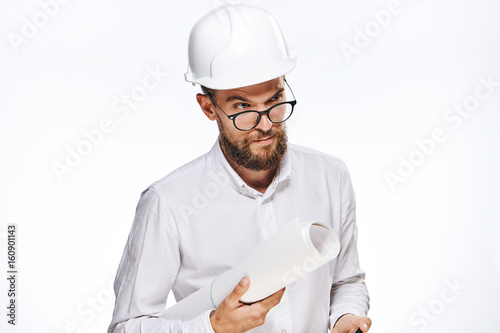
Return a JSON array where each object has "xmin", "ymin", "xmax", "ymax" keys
[{"xmin": 249, "ymin": 125, "xmax": 284, "ymax": 141}]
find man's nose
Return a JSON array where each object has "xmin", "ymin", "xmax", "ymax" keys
[{"xmin": 254, "ymin": 109, "xmax": 273, "ymax": 132}]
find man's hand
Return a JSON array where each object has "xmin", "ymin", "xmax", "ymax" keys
[
  {"xmin": 332, "ymin": 313, "xmax": 372, "ymax": 333},
  {"xmin": 209, "ymin": 277, "xmax": 285, "ymax": 333}
]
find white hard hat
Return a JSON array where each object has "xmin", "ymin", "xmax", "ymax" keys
[{"xmin": 185, "ymin": 4, "xmax": 297, "ymax": 90}]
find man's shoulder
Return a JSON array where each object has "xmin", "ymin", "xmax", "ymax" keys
[
  {"xmin": 148, "ymin": 150, "xmax": 212, "ymax": 192},
  {"xmin": 288, "ymin": 143, "xmax": 349, "ymax": 172}
]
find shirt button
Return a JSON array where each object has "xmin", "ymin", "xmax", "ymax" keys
[
  {"xmin": 281, "ymin": 330, "xmax": 287, "ymax": 333},
  {"xmin": 239, "ymin": 187, "xmax": 245, "ymax": 194}
]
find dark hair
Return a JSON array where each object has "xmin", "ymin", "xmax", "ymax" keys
[{"xmin": 201, "ymin": 85, "xmax": 217, "ymax": 100}]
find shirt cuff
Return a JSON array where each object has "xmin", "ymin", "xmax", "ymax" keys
[{"xmin": 202, "ymin": 309, "xmax": 216, "ymax": 333}]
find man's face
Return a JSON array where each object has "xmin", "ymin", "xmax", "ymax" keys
[{"xmin": 211, "ymin": 78, "xmax": 288, "ymax": 171}]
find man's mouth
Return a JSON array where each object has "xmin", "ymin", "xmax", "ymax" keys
[{"xmin": 253, "ymin": 135, "xmax": 275, "ymax": 145}]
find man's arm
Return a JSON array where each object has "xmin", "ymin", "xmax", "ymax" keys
[
  {"xmin": 108, "ymin": 187, "xmax": 214, "ymax": 333},
  {"xmin": 108, "ymin": 187, "xmax": 284, "ymax": 333},
  {"xmin": 329, "ymin": 165, "xmax": 371, "ymax": 332}
]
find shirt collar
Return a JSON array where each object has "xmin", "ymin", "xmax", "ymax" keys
[{"xmin": 210, "ymin": 137, "xmax": 291, "ymax": 197}]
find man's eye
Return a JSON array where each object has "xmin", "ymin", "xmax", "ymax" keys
[
  {"xmin": 234, "ymin": 103, "xmax": 250, "ymax": 110},
  {"xmin": 269, "ymin": 94, "xmax": 283, "ymax": 102}
]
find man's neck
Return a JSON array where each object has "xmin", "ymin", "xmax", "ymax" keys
[{"xmin": 221, "ymin": 146, "xmax": 278, "ymax": 194}]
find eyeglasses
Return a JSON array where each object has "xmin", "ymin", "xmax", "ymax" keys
[{"xmin": 206, "ymin": 79, "xmax": 297, "ymax": 131}]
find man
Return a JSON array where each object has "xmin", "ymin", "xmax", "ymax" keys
[{"xmin": 108, "ymin": 4, "xmax": 371, "ymax": 333}]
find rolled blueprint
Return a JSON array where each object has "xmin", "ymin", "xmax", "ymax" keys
[{"xmin": 163, "ymin": 219, "xmax": 340, "ymax": 320}]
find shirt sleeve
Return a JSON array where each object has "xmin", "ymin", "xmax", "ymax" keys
[
  {"xmin": 107, "ymin": 187, "xmax": 215, "ymax": 333},
  {"xmin": 329, "ymin": 165, "xmax": 370, "ymax": 329}
]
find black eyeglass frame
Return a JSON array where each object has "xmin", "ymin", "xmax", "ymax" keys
[{"xmin": 206, "ymin": 78, "xmax": 297, "ymax": 131}]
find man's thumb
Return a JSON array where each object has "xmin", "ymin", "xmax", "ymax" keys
[{"xmin": 228, "ymin": 277, "xmax": 250, "ymax": 304}]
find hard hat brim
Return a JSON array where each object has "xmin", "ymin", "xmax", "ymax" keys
[{"xmin": 186, "ymin": 51, "xmax": 296, "ymax": 90}]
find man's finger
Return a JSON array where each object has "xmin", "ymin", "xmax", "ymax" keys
[
  {"xmin": 226, "ymin": 277, "xmax": 251, "ymax": 305},
  {"xmin": 350, "ymin": 316, "xmax": 371, "ymax": 332},
  {"xmin": 253, "ymin": 287, "xmax": 286, "ymax": 312},
  {"xmin": 360, "ymin": 318, "xmax": 371, "ymax": 332}
]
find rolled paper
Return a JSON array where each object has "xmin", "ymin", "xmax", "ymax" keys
[{"xmin": 163, "ymin": 218, "xmax": 340, "ymax": 320}]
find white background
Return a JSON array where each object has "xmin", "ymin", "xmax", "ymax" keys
[{"xmin": 1, "ymin": 0, "xmax": 499, "ymax": 332}]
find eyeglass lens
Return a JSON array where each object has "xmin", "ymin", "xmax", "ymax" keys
[{"xmin": 234, "ymin": 102, "xmax": 293, "ymax": 130}]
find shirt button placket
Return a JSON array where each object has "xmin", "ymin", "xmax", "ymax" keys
[{"xmin": 259, "ymin": 199, "xmax": 277, "ymax": 240}]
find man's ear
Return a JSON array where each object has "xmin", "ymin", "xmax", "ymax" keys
[{"xmin": 196, "ymin": 93, "xmax": 217, "ymax": 121}]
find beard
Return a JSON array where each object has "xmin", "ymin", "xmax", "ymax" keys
[{"xmin": 218, "ymin": 120, "xmax": 288, "ymax": 171}]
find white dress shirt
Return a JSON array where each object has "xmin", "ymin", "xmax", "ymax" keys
[{"xmin": 108, "ymin": 140, "xmax": 369, "ymax": 333}]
